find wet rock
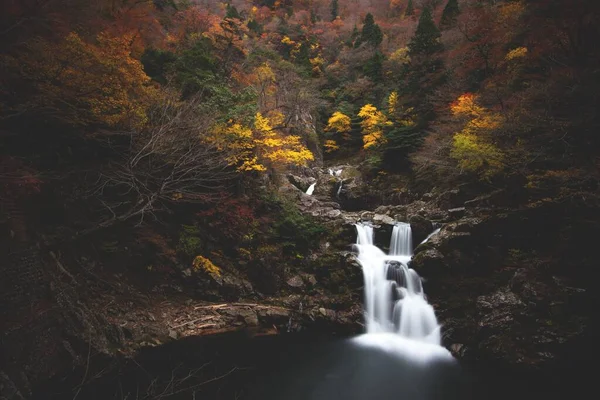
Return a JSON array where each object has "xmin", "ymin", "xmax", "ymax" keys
[
  {"xmin": 409, "ymin": 215, "xmax": 433, "ymax": 245},
  {"xmin": 410, "ymin": 249, "xmax": 446, "ymax": 275},
  {"xmin": 256, "ymin": 307, "xmax": 290, "ymax": 325},
  {"xmin": 449, "ymin": 343, "xmax": 467, "ymax": 357},
  {"xmin": 287, "ymin": 174, "xmax": 314, "ymax": 192}
]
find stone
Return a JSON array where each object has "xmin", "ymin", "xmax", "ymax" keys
[
  {"xmin": 422, "ymin": 192, "xmax": 434, "ymax": 201},
  {"xmin": 449, "ymin": 343, "xmax": 467, "ymax": 357},
  {"xmin": 168, "ymin": 330, "xmax": 178, "ymax": 340},
  {"xmin": 303, "ymin": 274, "xmax": 317, "ymax": 286},
  {"xmin": 448, "ymin": 207, "xmax": 466, "ymax": 218},
  {"xmin": 287, "ymin": 174, "xmax": 314, "ymax": 192},
  {"xmin": 409, "ymin": 215, "xmax": 433, "ymax": 245},
  {"xmin": 372, "ymin": 214, "xmax": 395, "ymax": 225},
  {"xmin": 286, "ymin": 275, "xmax": 304, "ymax": 288}
]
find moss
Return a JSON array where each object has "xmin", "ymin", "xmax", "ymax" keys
[
  {"xmin": 177, "ymin": 224, "xmax": 203, "ymax": 257},
  {"xmin": 192, "ymin": 255, "xmax": 221, "ymax": 277}
]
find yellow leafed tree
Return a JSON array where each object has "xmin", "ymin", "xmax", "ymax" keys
[
  {"xmin": 208, "ymin": 112, "xmax": 314, "ymax": 172},
  {"xmin": 358, "ymin": 104, "xmax": 391, "ymax": 149},
  {"xmin": 325, "ymin": 111, "xmax": 351, "ymax": 136},
  {"xmin": 387, "ymin": 91, "xmax": 416, "ymax": 127},
  {"xmin": 254, "ymin": 112, "xmax": 314, "ymax": 167},
  {"xmin": 449, "ymin": 94, "xmax": 505, "ymax": 179},
  {"xmin": 324, "ymin": 139, "xmax": 340, "ymax": 153}
]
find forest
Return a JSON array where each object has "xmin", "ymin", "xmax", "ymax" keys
[{"xmin": 1, "ymin": 0, "xmax": 599, "ymax": 399}]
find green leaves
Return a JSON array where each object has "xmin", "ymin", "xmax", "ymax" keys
[{"xmin": 408, "ymin": 7, "xmax": 442, "ymax": 55}]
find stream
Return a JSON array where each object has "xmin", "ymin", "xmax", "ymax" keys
[{"xmin": 32, "ymin": 221, "xmax": 587, "ymax": 400}]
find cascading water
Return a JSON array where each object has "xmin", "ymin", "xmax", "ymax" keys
[
  {"xmin": 305, "ymin": 183, "xmax": 316, "ymax": 195},
  {"xmin": 420, "ymin": 227, "xmax": 441, "ymax": 245},
  {"xmin": 354, "ymin": 223, "xmax": 441, "ymax": 345}
]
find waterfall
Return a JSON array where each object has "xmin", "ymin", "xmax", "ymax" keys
[
  {"xmin": 305, "ymin": 183, "xmax": 316, "ymax": 195},
  {"xmin": 354, "ymin": 223, "xmax": 441, "ymax": 345},
  {"xmin": 420, "ymin": 228, "xmax": 441, "ymax": 245},
  {"xmin": 390, "ymin": 223, "xmax": 413, "ymax": 257},
  {"xmin": 336, "ymin": 181, "xmax": 343, "ymax": 198}
]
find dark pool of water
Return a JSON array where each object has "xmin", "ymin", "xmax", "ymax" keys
[
  {"xmin": 249, "ymin": 334, "xmax": 464, "ymax": 400},
  {"xmin": 34, "ymin": 331, "xmax": 592, "ymax": 400}
]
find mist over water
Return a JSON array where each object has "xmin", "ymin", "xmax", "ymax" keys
[{"xmin": 250, "ymin": 335, "xmax": 462, "ymax": 400}]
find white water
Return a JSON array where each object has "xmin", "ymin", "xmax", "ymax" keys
[
  {"xmin": 354, "ymin": 223, "xmax": 441, "ymax": 345},
  {"xmin": 420, "ymin": 227, "xmax": 441, "ymax": 245},
  {"xmin": 305, "ymin": 183, "xmax": 316, "ymax": 195}
]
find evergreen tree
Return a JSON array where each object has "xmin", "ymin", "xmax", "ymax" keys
[
  {"xmin": 408, "ymin": 7, "xmax": 442, "ymax": 55},
  {"xmin": 440, "ymin": 0, "xmax": 460, "ymax": 28},
  {"xmin": 225, "ymin": 4, "xmax": 240, "ymax": 19},
  {"xmin": 247, "ymin": 19, "xmax": 263, "ymax": 35},
  {"xmin": 356, "ymin": 13, "xmax": 383, "ymax": 47},
  {"xmin": 331, "ymin": 0, "xmax": 339, "ymax": 21},
  {"xmin": 347, "ymin": 25, "xmax": 360, "ymax": 47},
  {"xmin": 383, "ymin": 125, "xmax": 425, "ymax": 169},
  {"xmin": 405, "ymin": 0, "xmax": 415, "ymax": 16},
  {"xmin": 363, "ymin": 51, "xmax": 384, "ymax": 81},
  {"xmin": 295, "ymin": 41, "xmax": 312, "ymax": 69}
]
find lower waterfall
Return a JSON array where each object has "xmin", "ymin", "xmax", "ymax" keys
[{"xmin": 354, "ymin": 223, "xmax": 441, "ymax": 345}]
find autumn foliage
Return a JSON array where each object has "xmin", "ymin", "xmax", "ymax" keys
[{"xmin": 2, "ymin": 31, "xmax": 158, "ymax": 128}]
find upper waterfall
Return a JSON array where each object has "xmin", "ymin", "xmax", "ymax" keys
[
  {"xmin": 390, "ymin": 223, "xmax": 413, "ymax": 257},
  {"xmin": 354, "ymin": 223, "xmax": 441, "ymax": 345}
]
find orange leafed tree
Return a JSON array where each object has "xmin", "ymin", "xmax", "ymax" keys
[{"xmin": 2, "ymin": 31, "xmax": 158, "ymax": 128}]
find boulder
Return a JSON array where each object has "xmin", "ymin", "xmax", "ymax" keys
[
  {"xmin": 372, "ymin": 213, "xmax": 395, "ymax": 226},
  {"xmin": 286, "ymin": 275, "xmax": 304, "ymax": 289},
  {"xmin": 287, "ymin": 174, "xmax": 315, "ymax": 192},
  {"xmin": 409, "ymin": 215, "xmax": 433, "ymax": 245}
]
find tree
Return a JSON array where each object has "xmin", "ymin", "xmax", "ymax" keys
[
  {"xmin": 330, "ymin": 0, "xmax": 339, "ymax": 21},
  {"xmin": 225, "ymin": 4, "xmax": 240, "ymax": 19},
  {"xmin": 252, "ymin": 112, "xmax": 315, "ymax": 169},
  {"xmin": 449, "ymin": 94, "xmax": 505, "ymax": 179},
  {"xmin": 408, "ymin": 7, "xmax": 442, "ymax": 55},
  {"xmin": 363, "ymin": 51, "xmax": 385, "ymax": 81},
  {"xmin": 172, "ymin": 38, "xmax": 219, "ymax": 99},
  {"xmin": 406, "ymin": 0, "xmax": 415, "ymax": 16},
  {"xmin": 1, "ymin": 31, "xmax": 158, "ymax": 129},
  {"xmin": 440, "ymin": 0, "xmax": 460, "ymax": 28},
  {"xmin": 357, "ymin": 13, "xmax": 383, "ymax": 48},
  {"xmin": 209, "ymin": 112, "xmax": 315, "ymax": 172},
  {"xmin": 93, "ymin": 94, "xmax": 238, "ymax": 230},
  {"xmin": 326, "ymin": 111, "xmax": 352, "ymax": 136},
  {"xmin": 358, "ymin": 104, "xmax": 392, "ymax": 149}
]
